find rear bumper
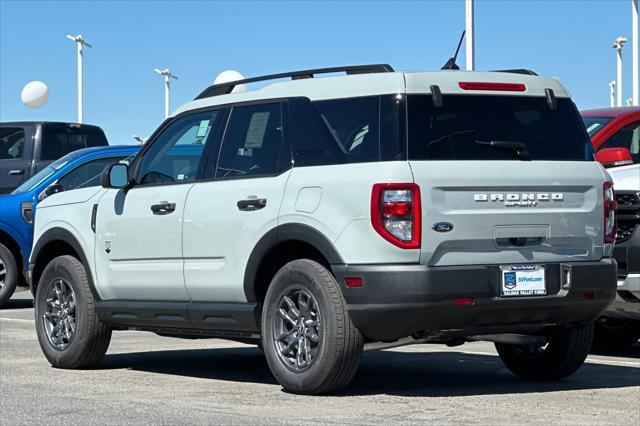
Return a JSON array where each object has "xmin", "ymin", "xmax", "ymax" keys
[
  {"xmin": 604, "ymin": 229, "xmax": 640, "ymax": 320},
  {"xmin": 333, "ymin": 259, "xmax": 617, "ymax": 341}
]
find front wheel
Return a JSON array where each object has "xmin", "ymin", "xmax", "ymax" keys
[
  {"xmin": 0, "ymin": 242, "xmax": 18, "ymax": 307},
  {"xmin": 495, "ymin": 323, "xmax": 593, "ymax": 381},
  {"xmin": 34, "ymin": 255, "xmax": 112, "ymax": 369},
  {"xmin": 261, "ymin": 259, "xmax": 363, "ymax": 395}
]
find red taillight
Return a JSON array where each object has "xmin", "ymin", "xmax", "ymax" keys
[
  {"xmin": 458, "ymin": 82, "xmax": 526, "ymax": 92},
  {"xmin": 603, "ymin": 181, "xmax": 617, "ymax": 244},
  {"xmin": 371, "ymin": 183, "xmax": 421, "ymax": 249}
]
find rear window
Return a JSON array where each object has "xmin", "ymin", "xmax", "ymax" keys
[
  {"xmin": 408, "ymin": 95, "xmax": 593, "ymax": 161},
  {"xmin": 42, "ymin": 124, "xmax": 109, "ymax": 160}
]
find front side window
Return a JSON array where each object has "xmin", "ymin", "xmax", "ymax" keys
[
  {"xmin": 58, "ymin": 157, "xmax": 128, "ymax": 190},
  {"xmin": 599, "ymin": 120, "xmax": 640, "ymax": 164},
  {"xmin": 215, "ymin": 103, "xmax": 285, "ymax": 178},
  {"xmin": 408, "ymin": 95, "xmax": 592, "ymax": 161},
  {"xmin": 0, "ymin": 128, "xmax": 25, "ymax": 160},
  {"xmin": 137, "ymin": 111, "xmax": 219, "ymax": 185},
  {"xmin": 41, "ymin": 124, "xmax": 108, "ymax": 160}
]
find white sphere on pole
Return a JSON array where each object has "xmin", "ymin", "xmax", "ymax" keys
[
  {"xmin": 214, "ymin": 70, "xmax": 247, "ymax": 93},
  {"xmin": 21, "ymin": 81, "xmax": 49, "ymax": 108}
]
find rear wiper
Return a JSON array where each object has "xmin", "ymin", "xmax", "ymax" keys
[{"xmin": 475, "ymin": 140, "xmax": 531, "ymax": 160}]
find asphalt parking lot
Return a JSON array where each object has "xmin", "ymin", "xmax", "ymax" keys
[{"xmin": 1, "ymin": 290, "xmax": 639, "ymax": 425}]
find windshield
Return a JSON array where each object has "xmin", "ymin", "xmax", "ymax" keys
[
  {"xmin": 10, "ymin": 158, "xmax": 68, "ymax": 194},
  {"xmin": 408, "ymin": 95, "xmax": 593, "ymax": 161},
  {"xmin": 582, "ymin": 116, "xmax": 615, "ymax": 138}
]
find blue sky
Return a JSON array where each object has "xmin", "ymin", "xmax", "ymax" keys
[{"xmin": 0, "ymin": 0, "xmax": 637, "ymax": 144}]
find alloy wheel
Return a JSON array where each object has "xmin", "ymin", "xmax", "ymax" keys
[
  {"xmin": 0, "ymin": 258, "xmax": 6, "ymax": 291},
  {"xmin": 42, "ymin": 279, "xmax": 77, "ymax": 350},
  {"xmin": 273, "ymin": 288, "xmax": 322, "ymax": 372}
]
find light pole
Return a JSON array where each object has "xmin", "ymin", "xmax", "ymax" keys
[
  {"xmin": 609, "ymin": 80, "xmax": 617, "ymax": 107},
  {"xmin": 632, "ymin": 0, "xmax": 638, "ymax": 106},
  {"xmin": 154, "ymin": 68, "xmax": 178, "ymax": 119},
  {"xmin": 66, "ymin": 34, "xmax": 92, "ymax": 123},
  {"xmin": 613, "ymin": 36, "xmax": 627, "ymax": 107},
  {"xmin": 465, "ymin": 0, "xmax": 475, "ymax": 71}
]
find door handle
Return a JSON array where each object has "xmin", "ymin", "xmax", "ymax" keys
[
  {"xmin": 151, "ymin": 201, "xmax": 176, "ymax": 215},
  {"xmin": 237, "ymin": 198, "xmax": 267, "ymax": 211},
  {"xmin": 9, "ymin": 169, "xmax": 24, "ymax": 175}
]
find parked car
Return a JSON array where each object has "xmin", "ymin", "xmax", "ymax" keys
[
  {"xmin": 0, "ymin": 145, "xmax": 139, "ymax": 306},
  {"xmin": 29, "ymin": 65, "xmax": 616, "ymax": 394},
  {"xmin": 0, "ymin": 122, "xmax": 109, "ymax": 194},
  {"xmin": 582, "ymin": 107, "xmax": 640, "ymax": 348}
]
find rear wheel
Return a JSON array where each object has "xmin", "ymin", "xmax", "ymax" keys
[
  {"xmin": 495, "ymin": 323, "xmax": 593, "ymax": 380},
  {"xmin": 593, "ymin": 318, "xmax": 640, "ymax": 350},
  {"xmin": 0, "ymin": 243, "xmax": 18, "ymax": 307},
  {"xmin": 261, "ymin": 259, "xmax": 363, "ymax": 395},
  {"xmin": 34, "ymin": 255, "xmax": 112, "ymax": 368}
]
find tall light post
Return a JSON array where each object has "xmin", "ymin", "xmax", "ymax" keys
[
  {"xmin": 613, "ymin": 36, "xmax": 627, "ymax": 107},
  {"xmin": 465, "ymin": 0, "xmax": 475, "ymax": 71},
  {"xmin": 609, "ymin": 80, "xmax": 617, "ymax": 107},
  {"xmin": 154, "ymin": 68, "xmax": 178, "ymax": 119},
  {"xmin": 66, "ymin": 34, "xmax": 92, "ymax": 123},
  {"xmin": 632, "ymin": 0, "xmax": 638, "ymax": 106}
]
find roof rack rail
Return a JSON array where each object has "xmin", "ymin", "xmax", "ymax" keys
[
  {"xmin": 492, "ymin": 69, "xmax": 538, "ymax": 76},
  {"xmin": 195, "ymin": 64, "xmax": 395, "ymax": 100}
]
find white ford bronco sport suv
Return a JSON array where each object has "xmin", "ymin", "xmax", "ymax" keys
[{"xmin": 29, "ymin": 64, "xmax": 617, "ymax": 394}]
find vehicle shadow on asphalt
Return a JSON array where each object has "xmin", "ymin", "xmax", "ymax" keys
[
  {"xmin": 0, "ymin": 296, "xmax": 33, "ymax": 310},
  {"xmin": 98, "ymin": 346, "xmax": 640, "ymax": 397}
]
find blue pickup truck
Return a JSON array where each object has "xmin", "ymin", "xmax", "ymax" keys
[{"xmin": 0, "ymin": 145, "xmax": 139, "ymax": 305}]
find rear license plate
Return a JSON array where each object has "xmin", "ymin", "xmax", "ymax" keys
[{"xmin": 500, "ymin": 265, "xmax": 546, "ymax": 297}]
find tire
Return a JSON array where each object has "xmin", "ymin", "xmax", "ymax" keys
[
  {"xmin": 593, "ymin": 318, "xmax": 640, "ymax": 350},
  {"xmin": 34, "ymin": 255, "xmax": 112, "ymax": 369},
  {"xmin": 261, "ymin": 259, "xmax": 363, "ymax": 395},
  {"xmin": 495, "ymin": 323, "xmax": 594, "ymax": 381},
  {"xmin": 0, "ymin": 242, "xmax": 18, "ymax": 307}
]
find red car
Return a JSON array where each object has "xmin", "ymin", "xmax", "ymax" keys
[{"xmin": 581, "ymin": 107, "xmax": 639, "ymax": 166}]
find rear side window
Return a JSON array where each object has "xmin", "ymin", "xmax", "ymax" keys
[
  {"xmin": 42, "ymin": 124, "xmax": 109, "ymax": 160},
  {"xmin": 0, "ymin": 128, "xmax": 25, "ymax": 160},
  {"xmin": 408, "ymin": 95, "xmax": 592, "ymax": 161},
  {"xmin": 215, "ymin": 102, "xmax": 286, "ymax": 178},
  {"xmin": 290, "ymin": 95, "xmax": 405, "ymax": 167}
]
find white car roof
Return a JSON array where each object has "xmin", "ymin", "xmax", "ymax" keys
[{"xmin": 172, "ymin": 70, "xmax": 570, "ymax": 117}]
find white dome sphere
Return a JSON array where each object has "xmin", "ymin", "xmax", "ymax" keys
[
  {"xmin": 21, "ymin": 81, "xmax": 49, "ymax": 108},
  {"xmin": 214, "ymin": 70, "xmax": 247, "ymax": 93}
]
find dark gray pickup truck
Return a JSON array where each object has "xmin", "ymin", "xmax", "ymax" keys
[{"xmin": 0, "ymin": 122, "xmax": 109, "ymax": 194}]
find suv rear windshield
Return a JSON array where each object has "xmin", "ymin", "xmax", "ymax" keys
[
  {"xmin": 408, "ymin": 95, "xmax": 593, "ymax": 161},
  {"xmin": 42, "ymin": 124, "xmax": 109, "ymax": 160}
]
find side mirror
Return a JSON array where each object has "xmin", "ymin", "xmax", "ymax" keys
[
  {"xmin": 38, "ymin": 183, "xmax": 63, "ymax": 202},
  {"xmin": 101, "ymin": 163, "xmax": 130, "ymax": 189},
  {"xmin": 595, "ymin": 147, "xmax": 633, "ymax": 168}
]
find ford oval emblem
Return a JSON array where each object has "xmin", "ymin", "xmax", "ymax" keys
[{"xmin": 432, "ymin": 222, "xmax": 454, "ymax": 233}]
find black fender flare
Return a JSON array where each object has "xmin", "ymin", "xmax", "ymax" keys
[
  {"xmin": 243, "ymin": 223, "xmax": 344, "ymax": 303},
  {"xmin": 31, "ymin": 227, "xmax": 99, "ymax": 300}
]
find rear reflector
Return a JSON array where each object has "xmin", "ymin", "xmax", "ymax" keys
[
  {"xmin": 459, "ymin": 82, "xmax": 526, "ymax": 92},
  {"xmin": 579, "ymin": 291, "xmax": 594, "ymax": 301},
  {"xmin": 344, "ymin": 277, "xmax": 363, "ymax": 288},
  {"xmin": 454, "ymin": 297, "xmax": 475, "ymax": 306}
]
